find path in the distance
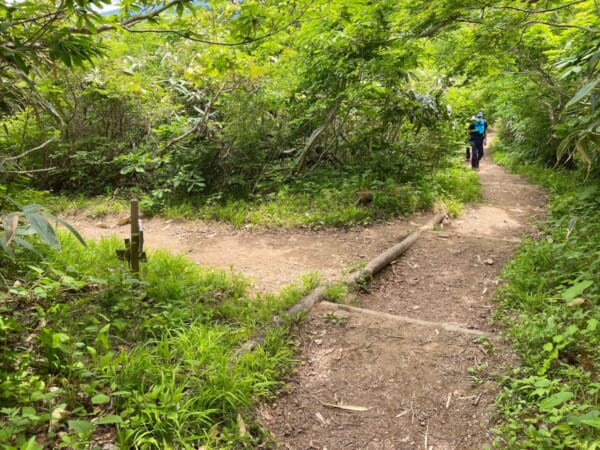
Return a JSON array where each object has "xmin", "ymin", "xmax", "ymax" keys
[{"xmin": 260, "ymin": 157, "xmax": 546, "ymax": 449}]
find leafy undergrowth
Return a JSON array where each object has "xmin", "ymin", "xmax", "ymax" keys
[
  {"xmin": 0, "ymin": 235, "xmax": 318, "ymax": 449},
  {"xmin": 187, "ymin": 165, "xmax": 481, "ymax": 227},
  {"xmin": 52, "ymin": 161, "xmax": 481, "ymax": 228},
  {"xmin": 491, "ymin": 143, "xmax": 600, "ymax": 449}
]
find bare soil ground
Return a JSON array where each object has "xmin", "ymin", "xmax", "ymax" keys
[
  {"xmin": 68, "ymin": 208, "xmax": 419, "ymax": 294},
  {"xmin": 71, "ymin": 154, "xmax": 546, "ymax": 449}
]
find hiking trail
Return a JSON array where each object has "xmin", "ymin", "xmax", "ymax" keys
[{"xmin": 70, "ymin": 154, "xmax": 546, "ymax": 449}]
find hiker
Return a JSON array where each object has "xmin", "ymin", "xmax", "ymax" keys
[
  {"xmin": 468, "ymin": 112, "xmax": 487, "ymax": 170},
  {"xmin": 465, "ymin": 119, "xmax": 472, "ymax": 161}
]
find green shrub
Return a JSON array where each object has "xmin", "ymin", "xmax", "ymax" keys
[{"xmin": 491, "ymin": 143, "xmax": 600, "ymax": 448}]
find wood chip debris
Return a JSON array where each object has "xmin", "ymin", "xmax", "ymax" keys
[
  {"xmin": 320, "ymin": 402, "xmax": 371, "ymax": 412},
  {"xmin": 315, "ymin": 412, "xmax": 328, "ymax": 425}
]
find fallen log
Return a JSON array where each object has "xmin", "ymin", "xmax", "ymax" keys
[
  {"xmin": 237, "ymin": 286, "xmax": 330, "ymax": 353},
  {"xmin": 237, "ymin": 212, "xmax": 446, "ymax": 354},
  {"xmin": 346, "ymin": 213, "xmax": 446, "ymax": 284}
]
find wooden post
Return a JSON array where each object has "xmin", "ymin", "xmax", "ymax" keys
[{"xmin": 130, "ymin": 199, "xmax": 140, "ymax": 274}]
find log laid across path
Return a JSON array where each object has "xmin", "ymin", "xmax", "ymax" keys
[{"xmin": 240, "ymin": 212, "xmax": 448, "ymax": 353}]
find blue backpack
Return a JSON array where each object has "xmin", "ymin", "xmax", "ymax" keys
[{"xmin": 474, "ymin": 119, "xmax": 486, "ymax": 135}]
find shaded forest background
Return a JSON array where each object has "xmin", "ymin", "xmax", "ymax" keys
[{"xmin": 2, "ymin": 0, "xmax": 597, "ymax": 214}]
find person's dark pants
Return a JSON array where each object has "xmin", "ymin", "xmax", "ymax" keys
[{"xmin": 470, "ymin": 137, "xmax": 484, "ymax": 168}]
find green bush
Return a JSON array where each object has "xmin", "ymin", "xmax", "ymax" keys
[{"xmin": 491, "ymin": 144, "xmax": 600, "ymax": 449}]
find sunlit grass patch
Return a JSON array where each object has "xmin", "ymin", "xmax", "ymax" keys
[
  {"xmin": 47, "ymin": 194, "xmax": 130, "ymax": 218},
  {"xmin": 48, "ymin": 155, "xmax": 483, "ymax": 230},
  {"xmin": 322, "ymin": 282, "xmax": 350, "ymax": 303},
  {"xmin": 0, "ymin": 232, "xmax": 315, "ymax": 448},
  {"xmin": 158, "ymin": 161, "xmax": 482, "ymax": 229}
]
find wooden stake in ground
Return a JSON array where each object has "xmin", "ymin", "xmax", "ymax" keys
[
  {"xmin": 130, "ymin": 199, "xmax": 140, "ymax": 274},
  {"xmin": 117, "ymin": 199, "xmax": 145, "ymax": 274}
]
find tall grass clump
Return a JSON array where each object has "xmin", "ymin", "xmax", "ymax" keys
[
  {"xmin": 0, "ymin": 233, "xmax": 312, "ymax": 449},
  {"xmin": 491, "ymin": 143, "xmax": 600, "ymax": 449}
]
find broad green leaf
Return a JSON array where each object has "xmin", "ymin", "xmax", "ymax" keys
[
  {"xmin": 21, "ymin": 407, "xmax": 38, "ymax": 418},
  {"xmin": 21, "ymin": 204, "xmax": 60, "ymax": 249},
  {"xmin": 39, "ymin": 210, "xmax": 87, "ymax": 247},
  {"xmin": 87, "ymin": 346, "xmax": 97, "ymax": 358},
  {"xmin": 579, "ymin": 417, "xmax": 600, "ymax": 429},
  {"xmin": 589, "ymin": 49, "xmax": 600, "ymax": 73},
  {"xmin": 561, "ymin": 280, "xmax": 594, "ymax": 301},
  {"xmin": 15, "ymin": 226, "xmax": 37, "ymax": 236},
  {"xmin": 539, "ymin": 391, "xmax": 574, "ymax": 412},
  {"xmin": 568, "ymin": 410, "xmax": 600, "ymax": 429},
  {"xmin": 19, "ymin": 436, "xmax": 43, "ymax": 450},
  {"xmin": 91, "ymin": 394, "xmax": 110, "ymax": 404},
  {"xmin": 533, "ymin": 378, "xmax": 552, "ymax": 388},
  {"xmin": 95, "ymin": 415, "xmax": 123, "ymax": 425},
  {"xmin": 110, "ymin": 391, "xmax": 132, "ymax": 397},
  {"xmin": 566, "ymin": 79, "xmax": 600, "ymax": 108},
  {"xmin": 51, "ymin": 333, "xmax": 70, "ymax": 348},
  {"xmin": 68, "ymin": 419, "xmax": 94, "ymax": 434},
  {"xmin": 580, "ymin": 415, "xmax": 600, "ymax": 429},
  {"xmin": 564, "ymin": 324, "xmax": 578, "ymax": 336},
  {"xmin": 11, "ymin": 236, "xmax": 38, "ymax": 254}
]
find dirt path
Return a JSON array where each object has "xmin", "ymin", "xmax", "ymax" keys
[
  {"xmin": 71, "ymin": 154, "xmax": 546, "ymax": 449},
  {"xmin": 69, "ymin": 209, "xmax": 422, "ymax": 294},
  {"xmin": 258, "ymin": 158, "xmax": 546, "ymax": 449}
]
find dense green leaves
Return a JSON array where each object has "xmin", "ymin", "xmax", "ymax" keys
[
  {"xmin": 1, "ymin": 0, "xmax": 465, "ymax": 207},
  {"xmin": 492, "ymin": 147, "xmax": 600, "ymax": 448},
  {"xmin": 0, "ymin": 237, "xmax": 310, "ymax": 448},
  {"xmin": 1, "ymin": 202, "xmax": 85, "ymax": 256}
]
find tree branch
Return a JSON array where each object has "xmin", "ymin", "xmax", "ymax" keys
[
  {"xmin": 121, "ymin": 10, "xmax": 305, "ymax": 46},
  {"xmin": 158, "ymin": 82, "xmax": 228, "ymax": 155},
  {"xmin": 1, "ymin": 167, "xmax": 56, "ymax": 175},
  {"xmin": 63, "ymin": 1, "xmax": 305, "ymax": 47},
  {"xmin": 417, "ymin": 13, "xmax": 464, "ymax": 38},
  {"xmin": 522, "ymin": 20, "xmax": 599, "ymax": 33},
  {"xmin": 5, "ymin": 9, "xmax": 67, "ymax": 26},
  {"xmin": 1, "ymin": 137, "xmax": 57, "ymax": 163},
  {"xmin": 67, "ymin": 0, "xmax": 190, "ymax": 34},
  {"xmin": 286, "ymin": 94, "xmax": 345, "ymax": 180},
  {"xmin": 495, "ymin": 0, "xmax": 588, "ymax": 14}
]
